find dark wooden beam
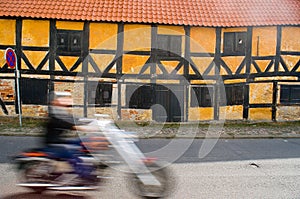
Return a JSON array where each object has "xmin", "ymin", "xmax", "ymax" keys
[
  {"xmin": 272, "ymin": 81, "xmax": 278, "ymax": 121},
  {"xmin": 117, "ymin": 22, "xmax": 124, "ymax": 119},
  {"xmin": 243, "ymin": 27, "xmax": 253, "ymax": 120},
  {"xmin": 83, "ymin": 21, "xmax": 90, "ymax": 117},
  {"xmin": 214, "ymin": 27, "xmax": 221, "ymax": 120},
  {"xmin": 274, "ymin": 26, "xmax": 282, "ymax": 74},
  {"xmin": 184, "ymin": 25, "xmax": 191, "ymax": 122},
  {"xmin": 49, "ymin": 19, "xmax": 56, "ymax": 92},
  {"xmin": 150, "ymin": 24, "xmax": 158, "ymax": 84},
  {"xmin": 15, "ymin": 18, "xmax": 22, "ymax": 114}
]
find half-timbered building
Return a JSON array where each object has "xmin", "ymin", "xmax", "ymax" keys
[{"xmin": 0, "ymin": 0, "xmax": 299, "ymax": 122}]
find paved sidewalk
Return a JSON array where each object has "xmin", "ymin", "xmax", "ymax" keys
[{"xmin": 1, "ymin": 120, "xmax": 300, "ymax": 139}]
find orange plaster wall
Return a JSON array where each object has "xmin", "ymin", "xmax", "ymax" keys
[
  {"xmin": 252, "ymin": 27, "xmax": 277, "ymax": 56},
  {"xmin": 190, "ymin": 27, "xmax": 216, "ymax": 53}
]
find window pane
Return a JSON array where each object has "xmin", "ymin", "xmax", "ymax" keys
[
  {"xmin": 157, "ymin": 35, "xmax": 181, "ymax": 57},
  {"xmin": 56, "ymin": 30, "xmax": 82, "ymax": 55},
  {"xmin": 157, "ymin": 35, "xmax": 169, "ymax": 56},
  {"xmin": 70, "ymin": 32, "xmax": 82, "ymax": 52},
  {"xmin": 88, "ymin": 82, "xmax": 112, "ymax": 106},
  {"xmin": 223, "ymin": 32, "xmax": 246, "ymax": 55},
  {"xmin": 280, "ymin": 85, "xmax": 300, "ymax": 104},
  {"xmin": 191, "ymin": 86, "xmax": 213, "ymax": 107},
  {"xmin": 57, "ymin": 32, "xmax": 68, "ymax": 52},
  {"xmin": 96, "ymin": 83, "xmax": 112, "ymax": 106},
  {"xmin": 280, "ymin": 86, "xmax": 290, "ymax": 103},
  {"xmin": 223, "ymin": 32, "xmax": 235, "ymax": 54},
  {"xmin": 290, "ymin": 86, "xmax": 300, "ymax": 103},
  {"xmin": 235, "ymin": 32, "xmax": 247, "ymax": 53},
  {"xmin": 225, "ymin": 85, "xmax": 243, "ymax": 105},
  {"xmin": 191, "ymin": 87, "xmax": 200, "ymax": 107},
  {"xmin": 170, "ymin": 36, "xmax": 182, "ymax": 56}
]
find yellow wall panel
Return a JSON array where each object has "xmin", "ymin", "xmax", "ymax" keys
[
  {"xmin": 254, "ymin": 60, "xmax": 274, "ymax": 72},
  {"xmin": 56, "ymin": 21, "xmax": 83, "ymax": 30},
  {"xmin": 90, "ymin": 54, "xmax": 115, "ymax": 72},
  {"xmin": 249, "ymin": 83, "xmax": 273, "ymax": 104},
  {"xmin": 21, "ymin": 59, "xmax": 27, "ymax": 70},
  {"xmin": 222, "ymin": 27, "xmax": 247, "ymax": 33},
  {"xmin": 160, "ymin": 61, "xmax": 181, "ymax": 74},
  {"xmin": 158, "ymin": 25, "xmax": 185, "ymax": 35},
  {"xmin": 191, "ymin": 57, "xmax": 214, "ymax": 75},
  {"xmin": 281, "ymin": 27, "xmax": 300, "ymax": 51},
  {"xmin": 190, "ymin": 27, "xmax": 215, "ymax": 53},
  {"xmin": 0, "ymin": 19, "xmax": 15, "ymax": 45},
  {"xmin": 220, "ymin": 106, "xmax": 243, "ymax": 120},
  {"xmin": 156, "ymin": 80, "xmax": 180, "ymax": 84},
  {"xmin": 54, "ymin": 56, "xmax": 81, "ymax": 72},
  {"xmin": 124, "ymin": 24, "xmax": 151, "ymax": 51},
  {"xmin": 190, "ymin": 80, "xmax": 206, "ymax": 84},
  {"xmin": 224, "ymin": 79, "xmax": 246, "ymax": 84},
  {"xmin": 22, "ymin": 20, "xmax": 49, "ymax": 46},
  {"xmin": 222, "ymin": 57, "xmax": 245, "ymax": 74},
  {"xmin": 281, "ymin": 55, "xmax": 300, "ymax": 71},
  {"xmin": 90, "ymin": 23, "xmax": 118, "ymax": 49},
  {"xmin": 252, "ymin": 27, "xmax": 277, "ymax": 56},
  {"xmin": 249, "ymin": 108, "xmax": 272, "ymax": 120},
  {"xmin": 122, "ymin": 54, "xmax": 149, "ymax": 74},
  {"xmin": 61, "ymin": 57, "xmax": 80, "ymax": 71},
  {"xmin": 0, "ymin": 50, "xmax": 6, "ymax": 67},
  {"xmin": 23, "ymin": 51, "xmax": 48, "ymax": 69},
  {"xmin": 189, "ymin": 107, "xmax": 213, "ymax": 121}
]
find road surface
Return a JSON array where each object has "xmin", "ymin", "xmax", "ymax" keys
[{"xmin": 0, "ymin": 136, "xmax": 300, "ymax": 198}]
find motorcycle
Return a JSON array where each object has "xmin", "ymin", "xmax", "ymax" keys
[{"xmin": 13, "ymin": 115, "xmax": 171, "ymax": 198}]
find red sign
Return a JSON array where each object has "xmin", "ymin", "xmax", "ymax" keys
[{"xmin": 5, "ymin": 48, "xmax": 17, "ymax": 69}]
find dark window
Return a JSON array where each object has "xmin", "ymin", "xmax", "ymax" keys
[
  {"xmin": 221, "ymin": 85, "xmax": 244, "ymax": 105},
  {"xmin": 157, "ymin": 35, "xmax": 182, "ymax": 57},
  {"xmin": 223, "ymin": 32, "xmax": 247, "ymax": 55},
  {"xmin": 20, "ymin": 78, "xmax": 49, "ymax": 105},
  {"xmin": 126, "ymin": 84, "xmax": 153, "ymax": 109},
  {"xmin": 191, "ymin": 86, "xmax": 213, "ymax": 107},
  {"xmin": 57, "ymin": 30, "xmax": 82, "ymax": 55},
  {"xmin": 88, "ymin": 82, "xmax": 113, "ymax": 106},
  {"xmin": 280, "ymin": 85, "xmax": 300, "ymax": 104}
]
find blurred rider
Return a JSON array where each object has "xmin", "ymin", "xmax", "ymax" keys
[
  {"xmin": 44, "ymin": 91, "xmax": 95, "ymax": 186},
  {"xmin": 46, "ymin": 91, "xmax": 83, "ymax": 144}
]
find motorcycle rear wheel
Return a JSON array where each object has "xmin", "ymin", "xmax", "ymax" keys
[{"xmin": 17, "ymin": 160, "xmax": 55, "ymax": 193}]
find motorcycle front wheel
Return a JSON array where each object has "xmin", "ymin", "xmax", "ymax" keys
[{"xmin": 130, "ymin": 162, "xmax": 171, "ymax": 199}]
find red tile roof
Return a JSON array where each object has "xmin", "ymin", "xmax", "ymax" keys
[{"xmin": 0, "ymin": 0, "xmax": 299, "ymax": 27}]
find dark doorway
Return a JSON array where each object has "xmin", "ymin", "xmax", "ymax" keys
[
  {"xmin": 20, "ymin": 78, "xmax": 49, "ymax": 105},
  {"xmin": 153, "ymin": 84, "xmax": 183, "ymax": 122},
  {"xmin": 127, "ymin": 84, "xmax": 184, "ymax": 122}
]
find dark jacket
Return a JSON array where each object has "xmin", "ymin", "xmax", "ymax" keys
[{"xmin": 45, "ymin": 106, "xmax": 79, "ymax": 144}]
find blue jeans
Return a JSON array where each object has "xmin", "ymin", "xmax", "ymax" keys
[{"xmin": 45, "ymin": 139, "xmax": 93, "ymax": 178}]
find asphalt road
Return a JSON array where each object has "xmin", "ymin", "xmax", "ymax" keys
[
  {"xmin": 0, "ymin": 136, "xmax": 300, "ymax": 163},
  {"xmin": 0, "ymin": 136, "xmax": 300, "ymax": 198}
]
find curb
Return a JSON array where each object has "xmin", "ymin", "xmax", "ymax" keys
[{"xmin": 1, "ymin": 131, "xmax": 300, "ymax": 139}]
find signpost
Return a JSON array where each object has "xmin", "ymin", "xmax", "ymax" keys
[{"xmin": 5, "ymin": 48, "xmax": 22, "ymax": 127}]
